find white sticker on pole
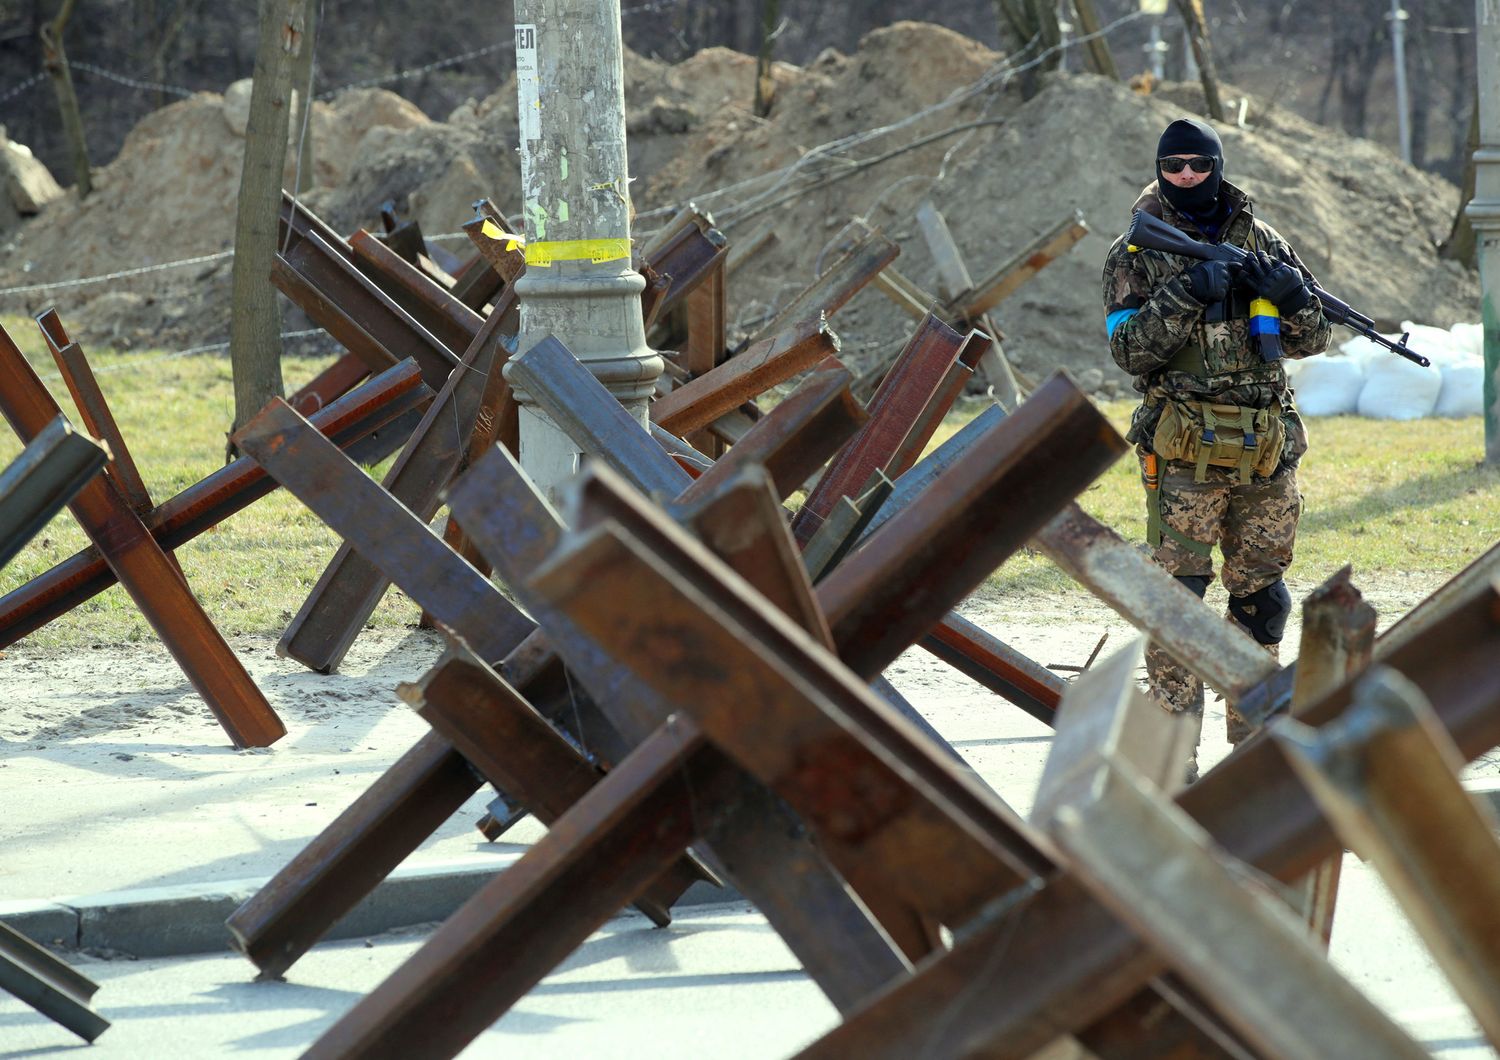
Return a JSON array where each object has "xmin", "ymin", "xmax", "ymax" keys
[{"xmin": 516, "ymin": 24, "xmax": 539, "ymax": 141}]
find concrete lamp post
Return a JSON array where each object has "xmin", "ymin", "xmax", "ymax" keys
[
  {"xmin": 508, "ymin": 0, "xmax": 664, "ymax": 500},
  {"xmin": 1471, "ymin": 0, "xmax": 1500, "ymax": 464}
]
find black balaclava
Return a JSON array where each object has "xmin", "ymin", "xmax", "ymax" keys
[{"xmin": 1155, "ymin": 118, "xmax": 1223, "ymax": 218}]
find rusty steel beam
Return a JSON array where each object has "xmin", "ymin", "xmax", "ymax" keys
[
  {"xmin": 277, "ymin": 309, "xmax": 512, "ymax": 674},
  {"xmin": 300, "ymin": 725, "xmax": 730, "ymax": 1060},
  {"xmin": 673, "ymin": 358, "xmax": 866, "ymax": 507},
  {"xmin": 0, "ymin": 361, "xmax": 429, "ymax": 648},
  {"xmin": 349, "ymin": 230, "xmax": 484, "ymax": 357},
  {"xmin": 746, "ymin": 225, "xmax": 898, "ymax": 347},
  {"xmin": 650, "ymin": 316, "xmax": 840, "ymax": 436},
  {"xmin": 226, "ymin": 730, "xmax": 481, "ymax": 977},
  {"xmin": 505, "ymin": 335, "xmax": 694, "ymax": 501},
  {"xmin": 397, "ymin": 642, "xmax": 714, "ymax": 926},
  {"xmin": 922, "ymin": 612, "xmax": 1066, "ymax": 726},
  {"xmin": 959, "ymin": 212, "xmax": 1090, "ymax": 319},
  {"xmin": 532, "ymin": 519, "xmax": 1046, "ymax": 936},
  {"xmin": 451, "ymin": 447, "xmax": 920, "ymax": 988},
  {"xmin": 0, "ymin": 323, "xmax": 285, "ymax": 748},
  {"xmin": 35, "ymin": 308, "xmax": 153, "ymax": 514},
  {"xmin": 885, "ymin": 348, "xmax": 980, "ymax": 479},
  {"xmin": 1277, "ymin": 666, "xmax": 1500, "ymax": 1049},
  {"xmin": 0, "ymin": 920, "xmax": 109, "ymax": 1043},
  {"xmin": 1044, "ymin": 760, "xmax": 1426, "ymax": 1060},
  {"xmin": 1035, "ymin": 502, "xmax": 1279, "ymax": 706},
  {"xmin": 794, "ymin": 584, "xmax": 1500, "ymax": 1059},
  {"xmin": 0, "ymin": 415, "xmax": 107, "ymax": 571},
  {"xmin": 287, "ymin": 353, "xmax": 371, "ymax": 416},
  {"xmin": 275, "ymin": 195, "xmax": 461, "ymax": 388},
  {"xmin": 233, "ymin": 398, "xmax": 534, "ymax": 665},
  {"xmin": 676, "ymin": 464, "xmax": 831, "ymax": 647},
  {"xmin": 681, "ymin": 255, "xmax": 727, "ymax": 455},
  {"xmin": 1285, "ymin": 568, "xmax": 1375, "ymax": 948},
  {"xmin": 793, "ymin": 314, "xmax": 964, "ymax": 544},
  {"xmin": 818, "ymin": 373, "xmax": 1128, "ymax": 678}
]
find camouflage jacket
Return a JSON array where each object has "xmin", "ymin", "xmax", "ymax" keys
[{"xmin": 1102, "ymin": 180, "xmax": 1332, "ymax": 467}]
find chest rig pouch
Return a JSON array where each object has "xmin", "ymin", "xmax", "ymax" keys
[{"xmin": 1151, "ymin": 399, "xmax": 1284, "ymax": 483}]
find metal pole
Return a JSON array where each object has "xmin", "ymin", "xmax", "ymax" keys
[
  {"xmin": 508, "ymin": 0, "xmax": 663, "ymax": 501},
  {"xmin": 1390, "ymin": 0, "xmax": 1412, "ymax": 164},
  {"xmin": 1471, "ymin": 0, "xmax": 1500, "ymax": 464}
]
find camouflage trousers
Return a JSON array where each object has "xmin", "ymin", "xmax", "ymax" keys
[{"xmin": 1142, "ymin": 458, "xmax": 1300, "ymax": 765}]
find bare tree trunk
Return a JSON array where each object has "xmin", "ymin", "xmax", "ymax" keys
[
  {"xmin": 227, "ymin": 0, "xmax": 307, "ymax": 451},
  {"xmin": 1173, "ymin": 0, "xmax": 1225, "ymax": 121},
  {"xmin": 150, "ymin": 0, "xmax": 198, "ymax": 111},
  {"xmin": 1071, "ymin": 0, "xmax": 1119, "ymax": 81},
  {"xmin": 994, "ymin": 0, "xmax": 1060, "ymax": 100},
  {"xmin": 1441, "ymin": 99, "xmax": 1479, "ymax": 266},
  {"xmin": 39, "ymin": 0, "xmax": 92, "ymax": 198}
]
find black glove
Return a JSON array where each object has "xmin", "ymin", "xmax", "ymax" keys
[
  {"xmin": 1239, "ymin": 250, "xmax": 1312, "ymax": 315},
  {"xmin": 1181, "ymin": 259, "xmax": 1234, "ymax": 304}
]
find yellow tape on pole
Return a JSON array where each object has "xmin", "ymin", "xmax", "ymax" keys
[{"xmin": 524, "ymin": 237, "xmax": 632, "ymax": 267}]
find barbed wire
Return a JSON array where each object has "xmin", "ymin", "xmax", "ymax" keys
[
  {"xmin": 0, "ymin": 252, "xmax": 233, "ymax": 298},
  {"xmin": 3, "ymin": 7, "xmax": 1142, "ymax": 301},
  {"xmin": 35, "ymin": 328, "xmax": 333, "ymax": 384},
  {"xmin": 318, "ymin": 39, "xmax": 515, "ymax": 99},
  {"xmin": 70, "ymin": 61, "xmax": 197, "ymax": 99},
  {"xmin": 0, "ymin": 73, "xmax": 45, "ymax": 107}
]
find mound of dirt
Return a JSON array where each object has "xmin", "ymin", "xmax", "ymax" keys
[{"xmin": 0, "ymin": 20, "xmax": 1477, "ymax": 394}]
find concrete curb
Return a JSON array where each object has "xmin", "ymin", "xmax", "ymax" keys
[{"xmin": 1, "ymin": 858, "xmax": 736, "ymax": 960}]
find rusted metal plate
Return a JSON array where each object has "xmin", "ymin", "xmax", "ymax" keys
[
  {"xmin": 650, "ymin": 316, "xmax": 839, "ymax": 436},
  {"xmin": 0, "ymin": 415, "xmax": 107, "ymax": 570},
  {"xmin": 0, "ymin": 323, "xmax": 285, "ymax": 748},
  {"xmin": 819, "ymin": 372, "xmax": 1127, "ymax": 678},
  {"xmin": 0, "ymin": 361, "xmax": 429, "ymax": 647},
  {"xmin": 277, "ymin": 313, "xmax": 512, "ymax": 673},
  {"xmin": 673, "ymin": 357, "xmax": 866, "ymax": 507},
  {"xmin": 795, "ymin": 585, "xmax": 1500, "ymax": 1059},
  {"xmin": 793, "ymin": 313, "xmax": 964, "ymax": 544},
  {"xmin": 232, "ymin": 398, "xmax": 534, "ymax": 666},
  {"xmin": 1278, "ymin": 667, "xmax": 1500, "ymax": 1048}
]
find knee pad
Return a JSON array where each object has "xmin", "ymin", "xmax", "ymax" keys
[
  {"xmin": 1174, "ymin": 574, "xmax": 1211, "ymax": 600},
  {"xmin": 1229, "ymin": 579, "xmax": 1291, "ymax": 645}
]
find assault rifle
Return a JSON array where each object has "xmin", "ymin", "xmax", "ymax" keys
[{"xmin": 1126, "ymin": 210, "xmax": 1431, "ymax": 368}]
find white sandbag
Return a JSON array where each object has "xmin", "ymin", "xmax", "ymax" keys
[
  {"xmin": 1292, "ymin": 356, "xmax": 1366, "ymax": 417},
  {"xmin": 1449, "ymin": 322, "xmax": 1484, "ymax": 359},
  {"xmin": 1433, "ymin": 356, "xmax": 1486, "ymax": 418},
  {"xmin": 1357, "ymin": 353, "xmax": 1442, "ymax": 420}
]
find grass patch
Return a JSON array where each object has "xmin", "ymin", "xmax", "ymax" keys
[
  {"xmin": 1, "ymin": 317, "xmax": 1496, "ymax": 649},
  {"xmin": 0, "ymin": 314, "xmax": 420, "ymax": 649}
]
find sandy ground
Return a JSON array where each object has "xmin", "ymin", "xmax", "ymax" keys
[{"xmin": 0, "ymin": 568, "xmax": 1489, "ymax": 906}]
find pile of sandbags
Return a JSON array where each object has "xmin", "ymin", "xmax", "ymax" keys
[{"xmin": 1286, "ymin": 320, "xmax": 1486, "ymax": 420}]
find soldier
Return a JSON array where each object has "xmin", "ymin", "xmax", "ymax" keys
[{"xmin": 1102, "ymin": 117, "xmax": 1331, "ymax": 776}]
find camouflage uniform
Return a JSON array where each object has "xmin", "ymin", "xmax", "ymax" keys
[{"xmin": 1103, "ymin": 180, "xmax": 1331, "ymax": 758}]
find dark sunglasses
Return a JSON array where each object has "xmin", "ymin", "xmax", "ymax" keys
[{"xmin": 1159, "ymin": 156, "xmax": 1215, "ymax": 174}]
